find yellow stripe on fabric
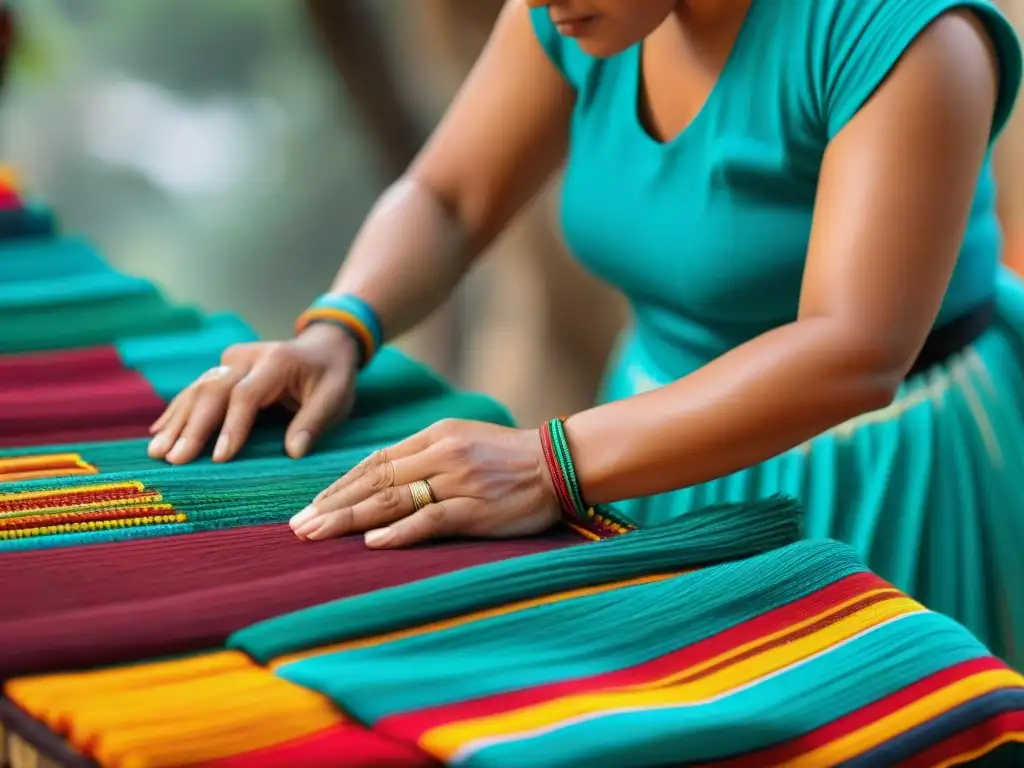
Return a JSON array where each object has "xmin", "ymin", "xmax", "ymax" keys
[
  {"xmin": 87, "ymin": 671, "xmax": 344, "ymax": 768},
  {"xmin": 271, "ymin": 573, "xmax": 679, "ymax": 670},
  {"xmin": 5, "ymin": 652, "xmax": 253, "ymax": 729},
  {"xmin": 0, "ymin": 511, "xmax": 185, "ymax": 539},
  {"xmin": 423, "ymin": 598, "xmax": 923, "ymax": 759},
  {"xmin": 8, "ymin": 652, "xmax": 348, "ymax": 768},
  {"xmin": 791, "ymin": 671, "xmax": 1024, "ymax": 767},
  {"xmin": 300, "ymin": 308, "xmax": 377, "ymax": 357},
  {"xmin": 612, "ymin": 588, "xmax": 900, "ymax": 693},
  {"xmin": 0, "ymin": 481, "xmax": 145, "ymax": 503}
]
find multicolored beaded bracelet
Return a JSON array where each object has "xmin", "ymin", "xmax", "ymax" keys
[
  {"xmin": 294, "ymin": 293, "xmax": 384, "ymax": 369},
  {"xmin": 539, "ymin": 418, "xmax": 639, "ymax": 539}
]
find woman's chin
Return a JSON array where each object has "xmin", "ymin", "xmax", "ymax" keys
[{"xmin": 572, "ymin": 36, "xmax": 631, "ymax": 58}]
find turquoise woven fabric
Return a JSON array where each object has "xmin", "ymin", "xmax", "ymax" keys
[{"xmin": 230, "ymin": 496, "xmax": 803, "ymax": 662}]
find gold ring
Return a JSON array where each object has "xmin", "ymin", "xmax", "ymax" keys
[{"xmin": 409, "ymin": 480, "xmax": 436, "ymax": 512}]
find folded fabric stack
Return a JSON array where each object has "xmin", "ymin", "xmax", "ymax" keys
[{"xmin": 2, "ymin": 184, "xmax": 1023, "ymax": 767}]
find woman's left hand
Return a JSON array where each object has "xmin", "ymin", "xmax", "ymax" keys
[{"xmin": 288, "ymin": 419, "xmax": 562, "ymax": 548}]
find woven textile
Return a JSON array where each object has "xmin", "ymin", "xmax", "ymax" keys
[
  {"xmin": 0, "ymin": 523, "xmax": 581, "ymax": 679},
  {"xmin": 7, "ymin": 501, "xmax": 1024, "ymax": 767},
  {"xmin": 5, "ymin": 195, "xmax": 1024, "ymax": 767}
]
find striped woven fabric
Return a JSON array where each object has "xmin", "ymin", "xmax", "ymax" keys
[
  {"xmin": 5, "ymin": 191, "xmax": 1024, "ymax": 768},
  {"xmin": 6, "ymin": 501, "xmax": 1024, "ymax": 767}
]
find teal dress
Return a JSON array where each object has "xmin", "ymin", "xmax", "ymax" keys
[{"xmin": 530, "ymin": 0, "xmax": 1024, "ymax": 666}]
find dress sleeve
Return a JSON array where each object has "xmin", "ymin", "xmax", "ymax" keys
[
  {"xmin": 817, "ymin": 0, "xmax": 1022, "ymax": 142},
  {"xmin": 528, "ymin": 7, "xmax": 594, "ymax": 90}
]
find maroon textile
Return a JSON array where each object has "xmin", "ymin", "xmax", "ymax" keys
[
  {"xmin": 0, "ymin": 347, "xmax": 165, "ymax": 447},
  {"xmin": 0, "ymin": 346, "xmax": 124, "ymax": 384},
  {"xmin": 0, "ymin": 523, "xmax": 582, "ymax": 679}
]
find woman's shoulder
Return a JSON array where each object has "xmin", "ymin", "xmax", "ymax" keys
[{"xmin": 787, "ymin": 0, "xmax": 1021, "ymax": 140}]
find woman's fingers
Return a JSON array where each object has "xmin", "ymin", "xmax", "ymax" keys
[
  {"xmin": 365, "ymin": 498, "xmax": 472, "ymax": 549},
  {"xmin": 165, "ymin": 367, "xmax": 251, "ymax": 464},
  {"xmin": 305, "ymin": 445, "xmax": 439, "ymax": 518},
  {"xmin": 147, "ymin": 397, "xmax": 191, "ymax": 459},
  {"xmin": 213, "ymin": 359, "xmax": 286, "ymax": 462},
  {"xmin": 292, "ymin": 451, "xmax": 444, "ymax": 540},
  {"xmin": 285, "ymin": 372, "xmax": 354, "ymax": 459},
  {"xmin": 148, "ymin": 397, "xmax": 179, "ymax": 435},
  {"xmin": 297, "ymin": 483, "xmax": 420, "ymax": 541},
  {"xmin": 311, "ymin": 423, "xmax": 443, "ymax": 505}
]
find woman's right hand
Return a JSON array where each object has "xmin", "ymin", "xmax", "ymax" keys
[{"xmin": 147, "ymin": 324, "xmax": 360, "ymax": 465}]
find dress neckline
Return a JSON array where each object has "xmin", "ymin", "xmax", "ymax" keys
[{"xmin": 628, "ymin": 0, "xmax": 759, "ymax": 151}]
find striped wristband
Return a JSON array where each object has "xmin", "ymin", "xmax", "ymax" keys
[
  {"xmin": 295, "ymin": 293, "xmax": 384, "ymax": 369},
  {"xmin": 539, "ymin": 418, "xmax": 638, "ymax": 539}
]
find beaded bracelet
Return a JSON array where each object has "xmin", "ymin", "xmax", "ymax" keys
[
  {"xmin": 539, "ymin": 418, "xmax": 638, "ymax": 539},
  {"xmin": 294, "ymin": 293, "xmax": 384, "ymax": 369}
]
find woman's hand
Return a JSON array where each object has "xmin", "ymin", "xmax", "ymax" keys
[
  {"xmin": 289, "ymin": 419, "xmax": 561, "ymax": 548},
  {"xmin": 147, "ymin": 324, "xmax": 359, "ymax": 465}
]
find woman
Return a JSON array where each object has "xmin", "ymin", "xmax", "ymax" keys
[{"xmin": 149, "ymin": 0, "xmax": 1024, "ymax": 664}]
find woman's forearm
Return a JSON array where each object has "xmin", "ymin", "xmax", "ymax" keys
[
  {"xmin": 327, "ymin": 177, "xmax": 473, "ymax": 341},
  {"xmin": 565, "ymin": 319, "xmax": 903, "ymax": 506}
]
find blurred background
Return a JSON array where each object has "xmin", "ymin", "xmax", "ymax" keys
[{"xmin": 5, "ymin": 0, "xmax": 1023, "ymax": 427}]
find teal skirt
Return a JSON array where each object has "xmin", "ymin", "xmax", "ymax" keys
[{"xmin": 602, "ymin": 268, "xmax": 1024, "ymax": 668}]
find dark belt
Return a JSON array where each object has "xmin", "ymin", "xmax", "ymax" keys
[{"xmin": 907, "ymin": 299, "xmax": 994, "ymax": 378}]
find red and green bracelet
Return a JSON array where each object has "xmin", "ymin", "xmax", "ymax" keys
[{"xmin": 539, "ymin": 418, "xmax": 637, "ymax": 538}]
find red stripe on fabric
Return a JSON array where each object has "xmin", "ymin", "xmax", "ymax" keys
[
  {"xmin": 0, "ymin": 524, "xmax": 582, "ymax": 679},
  {"xmin": 0, "ymin": 347, "xmax": 165, "ymax": 448},
  {"xmin": 0, "ymin": 374, "xmax": 164, "ymax": 429},
  {"xmin": 0, "ymin": 347, "xmax": 125, "ymax": 385},
  {"xmin": 705, "ymin": 657, "xmax": 1010, "ymax": 767},
  {"xmin": 378, "ymin": 571, "xmax": 890, "ymax": 740},
  {"xmin": 0, "ymin": 489, "xmax": 156, "ymax": 515},
  {"xmin": 0, "ymin": 423, "xmax": 153, "ymax": 449},
  {"xmin": 192, "ymin": 722, "xmax": 436, "ymax": 768},
  {"xmin": 900, "ymin": 710, "xmax": 1024, "ymax": 768}
]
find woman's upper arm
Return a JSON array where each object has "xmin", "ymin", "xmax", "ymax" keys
[
  {"xmin": 408, "ymin": 0, "xmax": 574, "ymax": 253},
  {"xmin": 800, "ymin": 10, "xmax": 1005, "ymax": 373}
]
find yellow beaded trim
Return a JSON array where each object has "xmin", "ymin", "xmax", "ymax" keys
[
  {"xmin": 584, "ymin": 507, "xmax": 634, "ymax": 535},
  {"xmin": 0, "ymin": 512, "xmax": 188, "ymax": 540}
]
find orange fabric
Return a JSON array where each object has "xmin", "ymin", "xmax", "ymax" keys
[{"xmin": 6, "ymin": 652, "xmax": 348, "ymax": 768}]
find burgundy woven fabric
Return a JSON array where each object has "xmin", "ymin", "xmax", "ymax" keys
[
  {"xmin": 0, "ymin": 523, "xmax": 582, "ymax": 679},
  {"xmin": 0, "ymin": 346, "xmax": 124, "ymax": 384},
  {"xmin": 0, "ymin": 347, "xmax": 165, "ymax": 447}
]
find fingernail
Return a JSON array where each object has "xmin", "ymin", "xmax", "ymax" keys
[
  {"xmin": 166, "ymin": 437, "xmax": 188, "ymax": 462},
  {"xmin": 148, "ymin": 433, "xmax": 171, "ymax": 457},
  {"xmin": 213, "ymin": 432, "xmax": 230, "ymax": 461},
  {"xmin": 288, "ymin": 431, "xmax": 311, "ymax": 458},
  {"xmin": 304, "ymin": 523, "xmax": 327, "ymax": 541},
  {"xmin": 364, "ymin": 528, "xmax": 394, "ymax": 548},
  {"xmin": 289, "ymin": 505, "xmax": 316, "ymax": 529}
]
